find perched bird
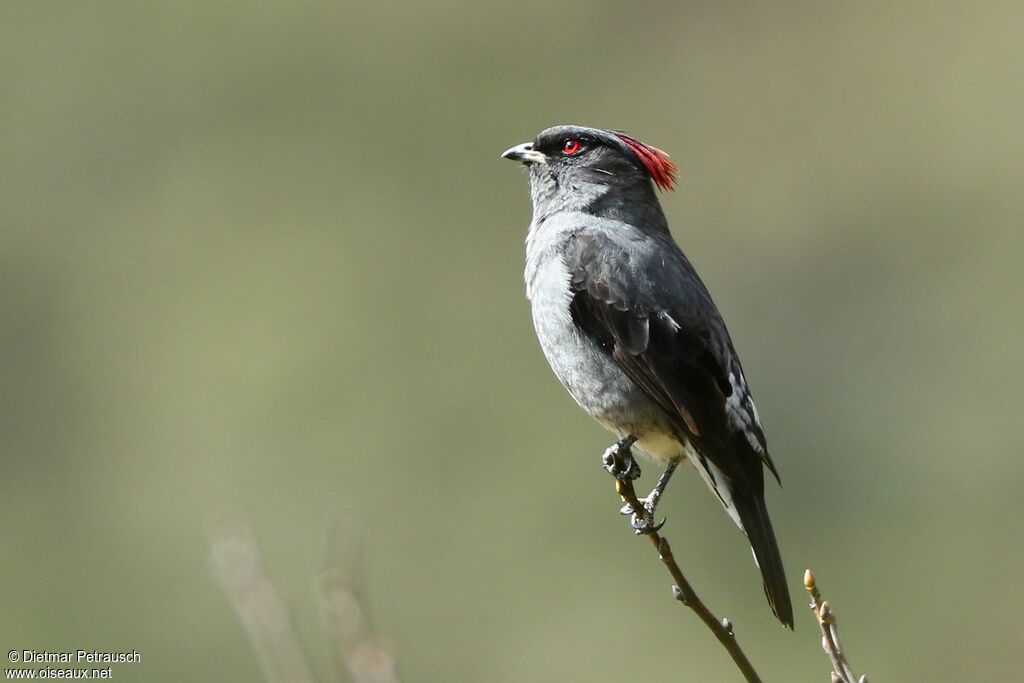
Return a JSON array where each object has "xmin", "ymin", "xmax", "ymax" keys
[{"xmin": 502, "ymin": 125, "xmax": 793, "ymax": 628}]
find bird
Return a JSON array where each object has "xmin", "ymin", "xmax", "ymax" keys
[{"xmin": 501, "ymin": 124, "xmax": 793, "ymax": 628}]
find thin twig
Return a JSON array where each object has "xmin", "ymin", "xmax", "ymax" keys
[
  {"xmin": 607, "ymin": 453, "xmax": 764, "ymax": 683},
  {"xmin": 210, "ymin": 510, "xmax": 400, "ymax": 683},
  {"xmin": 804, "ymin": 569, "xmax": 867, "ymax": 683},
  {"xmin": 317, "ymin": 517, "xmax": 400, "ymax": 683},
  {"xmin": 207, "ymin": 508, "xmax": 317, "ymax": 683}
]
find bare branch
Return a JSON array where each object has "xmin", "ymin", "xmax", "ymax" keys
[
  {"xmin": 606, "ymin": 452, "xmax": 764, "ymax": 683},
  {"xmin": 804, "ymin": 569, "xmax": 868, "ymax": 683},
  {"xmin": 207, "ymin": 508, "xmax": 316, "ymax": 683},
  {"xmin": 210, "ymin": 510, "xmax": 400, "ymax": 683},
  {"xmin": 317, "ymin": 518, "xmax": 399, "ymax": 683}
]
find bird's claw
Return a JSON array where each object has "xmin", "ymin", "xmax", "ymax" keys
[
  {"xmin": 603, "ymin": 437, "xmax": 664, "ymax": 533},
  {"xmin": 602, "ymin": 436, "xmax": 640, "ymax": 481},
  {"xmin": 620, "ymin": 497, "xmax": 666, "ymax": 534}
]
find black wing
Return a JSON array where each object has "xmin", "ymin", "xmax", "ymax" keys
[
  {"xmin": 564, "ymin": 225, "xmax": 777, "ymax": 493},
  {"xmin": 564, "ymin": 224, "xmax": 793, "ymax": 627}
]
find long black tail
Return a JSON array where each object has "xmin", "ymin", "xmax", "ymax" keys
[{"xmin": 733, "ymin": 492, "xmax": 793, "ymax": 628}]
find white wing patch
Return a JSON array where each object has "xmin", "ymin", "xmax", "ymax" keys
[
  {"xmin": 656, "ymin": 310, "xmax": 681, "ymax": 333},
  {"xmin": 726, "ymin": 370, "xmax": 767, "ymax": 454}
]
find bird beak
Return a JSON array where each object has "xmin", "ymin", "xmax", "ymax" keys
[{"xmin": 501, "ymin": 142, "xmax": 547, "ymax": 165}]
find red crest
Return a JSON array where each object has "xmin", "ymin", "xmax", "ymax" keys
[{"xmin": 615, "ymin": 134, "xmax": 679, "ymax": 191}]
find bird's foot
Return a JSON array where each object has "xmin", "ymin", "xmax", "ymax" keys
[
  {"xmin": 619, "ymin": 494, "xmax": 666, "ymax": 534},
  {"xmin": 602, "ymin": 436, "xmax": 664, "ymax": 534},
  {"xmin": 619, "ymin": 458, "xmax": 678, "ymax": 534},
  {"xmin": 602, "ymin": 436, "xmax": 640, "ymax": 481}
]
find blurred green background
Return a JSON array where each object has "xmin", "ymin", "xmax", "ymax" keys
[{"xmin": 2, "ymin": 1, "xmax": 1022, "ymax": 681}]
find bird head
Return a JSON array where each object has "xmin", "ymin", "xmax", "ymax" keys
[{"xmin": 502, "ymin": 125, "xmax": 678, "ymax": 216}]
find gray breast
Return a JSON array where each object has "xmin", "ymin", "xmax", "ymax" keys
[{"xmin": 526, "ymin": 251, "xmax": 670, "ymax": 442}]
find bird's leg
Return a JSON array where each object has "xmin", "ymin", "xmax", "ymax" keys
[
  {"xmin": 601, "ymin": 435, "xmax": 640, "ymax": 481},
  {"xmin": 621, "ymin": 457, "xmax": 680, "ymax": 531},
  {"xmin": 644, "ymin": 457, "xmax": 681, "ymax": 513},
  {"xmin": 602, "ymin": 436, "xmax": 662, "ymax": 534}
]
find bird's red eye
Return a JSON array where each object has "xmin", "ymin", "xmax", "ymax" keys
[{"xmin": 562, "ymin": 138, "xmax": 582, "ymax": 154}]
